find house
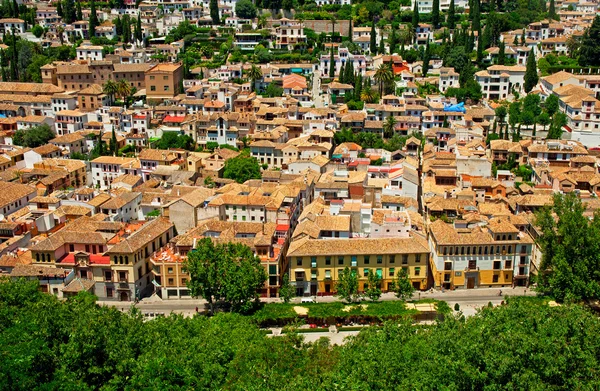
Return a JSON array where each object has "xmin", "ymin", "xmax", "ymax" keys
[
  {"xmin": 287, "ymin": 235, "xmax": 431, "ymax": 296},
  {"xmin": 166, "ymin": 187, "xmax": 216, "ymax": 233},
  {"xmin": 145, "ymin": 63, "xmax": 184, "ymax": 102},
  {"xmin": 428, "ymin": 218, "xmax": 534, "ymax": 289},
  {"xmin": 76, "ymin": 45, "xmax": 104, "ymax": 61},
  {"xmin": 90, "ymin": 156, "xmax": 138, "ymax": 189},
  {"xmin": 100, "ymin": 192, "xmax": 143, "ymax": 222},
  {"xmin": 0, "ymin": 181, "xmax": 37, "ymax": 218},
  {"xmin": 54, "ymin": 110, "xmax": 88, "ymax": 135},
  {"xmin": 50, "ymin": 133, "xmax": 88, "ymax": 156},
  {"xmin": 274, "ymin": 18, "xmax": 307, "ymax": 50},
  {"xmin": 0, "ymin": 18, "xmax": 25, "ymax": 34}
]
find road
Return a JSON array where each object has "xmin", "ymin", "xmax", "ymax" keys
[
  {"xmin": 312, "ymin": 70, "xmax": 324, "ymax": 108},
  {"xmin": 101, "ymin": 287, "xmax": 535, "ymax": 319}
]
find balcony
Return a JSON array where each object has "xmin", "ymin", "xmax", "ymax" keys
[{"xmin": 464, "ymin": 266, "xmax": 480, "ymax": 272}]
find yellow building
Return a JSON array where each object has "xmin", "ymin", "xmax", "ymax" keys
[
  {"xmin": 286, "ymin": 235, "xmax": 430, "ymax": 296},
  {"xmin": 428, "ymin": 218, "xmax": 534, "ymax": 289}
]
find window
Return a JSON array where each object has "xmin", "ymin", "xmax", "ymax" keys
[
  {"xmin": 168, "ymin": 278, "xmax": 174, "ymax": 285},
  {"xmin": 364, "ymin": 255, "xmax": 370, "ymax": 264},
  {"xmin": 106, "ymin": 287, "xmax": 114, "ymax": 298},
  {"xmin": 493, "ymin": 275, "xmax": 499, "ymax": 283},
  {"xmin": 389, "ymin": 268, "xmax": 395, "ymax": 277},
  {"xmin": 415, "ymin": 254, "xmax": 421, "ymax": 263},
  {"xmin": 504, "ymin": 260, "xmax": 512, "ymax": 269},
  {"xmin": 269, "ymin": 265, "xmax": 277, "ymax": 275},
  {"xmin": 493, "ymin": 261, "xmax": 501, "ymax": 270},
  {"xmin": 414, "ymin": 267, "xmax": 421, "ymax": 276},
  {"xmin": 311, "ymin": 257, "xmax": 317, "ymax": 268},
  {"xmin": 296, "ymin": 257, "xmax": 302, "ymax": 266},
  {"xmin": 168, "ymin": 267, "xmax": 173, "ymax": 274},
  {"xmin": 338, "ymin": 256, "xmax": 344, "ymax": 265},
  {"xmin": 377, "ymin": 255, "xmax": 383, "ymax": 264},
  {"xmin": 325, "ymin": 257, "xmax": 331, "ymax": 265},
  {"xmin": 118, "ymin": 271, "xmax": 127, "ymax": 281},
  {"xmin": 364, "ymin": 268, "xmax": 369, "ymax": 276},
  {"xmin": 164, "ymin": 85, "xmax": 169, "ymax": 91},
  {"xmin": 351, "ymin": 256, "xmax": 357, "ymax": 267},
  {"xmin": 389, "ymin": 255, "xmax": 395, "ymax": 264},
  {"xmin": 104, "ymin": 270, "xmax": 112, "ymax": 281},
  {"xmin": 69, "ymin": 244, "xmax": 74, "ymax": 252},
  {"xmin": 163, "ymin": 75, "xmax": 169, "ymax": 80},
  {"xmin": 402, "ymin": 254, "xmax": 408, "ymax": 265},
  {"xmin": 150, "ymin": 85, "xmax": 156, "ymax": 91},
  {"xmin": 181, "ymin": 278, "xmax": 187, "ymax": 285}
]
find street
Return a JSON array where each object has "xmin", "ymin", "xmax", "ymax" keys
[
  {"xmin": 312, "ymin": 70, "xmax": 324, "ymax": 108},
  {"xmin": 101, "ymin": 287, "xmax": 535, "ymax": 319}
]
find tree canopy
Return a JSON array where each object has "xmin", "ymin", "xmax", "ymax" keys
[
  {"xmin": 2, "ymin": 280, "xmax": 600, "ymax": 390},
  {"xmin": 222, "ymin": 152, "xmax": 262, "ymax": 183},
  {"xmin": 12, "ymin": 124, "xmax": 55, "ymax": 148},
  {"xmin": 184, "ymin": 238, "xmax": 267, "ymax": 313},
  {"xmin": 235, "ymin": 0, "xmax": 257, "ymax": 19},
  {"xmin": 155, "ymin": 132, "xmax": 195, "ymax": 151},
  {"xmin": 535, "ymin": 192, "xmax": 600, "ymax": 303}
]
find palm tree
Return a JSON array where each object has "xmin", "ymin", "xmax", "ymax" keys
[
  {"xmin": 103, "ymin": 79, "xmax": 118, "ymax": 104},
  {"xmin": 117, "ymin": 79, "xmax": 132, "ymax": 104},
  {"xmin": 361, "ymin": 87, "xmax": 376, "ymax": 103},
  {"xmin": 56, "ymin": 26, "xmax": 65, "ymax": 46},
  {"xmin": 383, "ymin": 115, "xmax": 397, "ymax": 139},
  {"xmin": 248, "ymin": 64, "xmax": 262, "ymax": 92},
  {"xmin": 374, "ymin": 64, "xmax": 393, "ymax": 98}
]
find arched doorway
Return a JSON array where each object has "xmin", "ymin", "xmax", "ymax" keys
[{"xmin": 119, "ymin": 291, "xmax": 129, "ymax": 301}]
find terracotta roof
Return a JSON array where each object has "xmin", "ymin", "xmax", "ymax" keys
[
  {"xmin": 106, "ymin": 218, "xmax": 173, "ymax": 254},
  {"xmin": 287, "ymin": 235, "xmax": 430, "ymax": 257}
]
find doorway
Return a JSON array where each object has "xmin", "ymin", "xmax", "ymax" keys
[
  {"xmin": 119, "ymin": 291, "xmax": 129, "ymax": 301},
  {"xmin": 467, "ymin": 278, "xmax": 475, "ymax": 289}
]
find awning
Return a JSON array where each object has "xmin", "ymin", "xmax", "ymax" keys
[
  {"xmin": 294, "ymin": 268, "xmax": 305, "ymax": 273},
  {"xmin": 152, "ymin": 279, "xmax": 161, "ymax": 287},
  {"xmin": 325, "ymin": 270, "xmax": 331, "ymax": 279},
  {"xmin": 376, "ymin": 269, "xmax": 383, "ymax": 278}
]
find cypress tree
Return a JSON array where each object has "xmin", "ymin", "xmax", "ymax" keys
[
  {"xmin": 57, "ymin": 1, "xmax": 62, "ymax": 17},
  {"xmin": 370, "ymin": 22, "xmax": 377, "ymax": 55},
  {"xmin": 9, "ymin": 32, "xmax": 17, "ymax": 81},
  {"xmin": 549, "ymin": 0, "xmax": 557, "ymax": 20},
  {"xmin": 355, "ymin": 72, "xmax": 362, "ymax": 99},
  {"xmin": 524, "ymin": 51, "xmax": 539, "ymax": 93},
  {"xmin": 135, "ymin": 12, "xmax": 142, "ymax": 42},
  {"xmin": 472, "ymin": 0, "xmax": 481, "ymax": 33},
  {"xmin": 447, "ymin": 0, "xmax": 456, "ymax": 30},
  {"xmin": 210, "ymin": 0, "xmax": 220, "ymax": 25},
  {"xmin": 412, "ymin": 2, "xmax": 420, "ymax": 32},
  {"xmin": 110, "ymin": 128, "xmax": 118, "ymax": 155},
  {"xmin": 11, "ymin": 0, "xmax": 18, "ymax": 18},
  {"xmin": 76, "ymin": 1, "xmax": 82, "ymax": 21},
  {"xmin": 539, "ymin": 0, "xmax": 546, "ymax": 12},
  {"xmin": 389, "ymin": 25, "xmax": 397, "ymax": 54},
  {"xmin": 520, "ymin": 29, "xmax": 526, "ymax": 45},
  {"xmin": 89, "ymin": 0, "xmax": 98, "ymax": 38},
  {"xmin": 579, "ymin": 15, "xmax": 600, "ymax": 66},
  {"xmin": 378, "ymin": 34, "xmax": 384, "ymax": 54},
  {"xmin": 422, "ymin": 41, "xmax": 430, "ymax": 77},
  {"xmin": 498, "ymin": 41, "xmax": 506, "ymax": 65},
  {"xmin": 329, "ymin": 44, "xmax": 335, "ymax": 78},
  {"xmin": 513, "ymin": 34, "xmax": 519, "ymax": 45},
  {"xmin": 432, "ymin": 0, "xmax": 440, "ymax": 29},
  {"xmin": 476, "ymin": 32, "xmax": 484, "ymax": 67}
]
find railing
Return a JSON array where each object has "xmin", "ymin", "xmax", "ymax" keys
[{"xmin": 464, "ymin": 266, "xmax": 480, "ymax": 272}]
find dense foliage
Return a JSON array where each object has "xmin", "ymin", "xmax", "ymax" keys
[
  {"xmin": 12, "ymin": 124, "xmax": 55, "ymax": 148},
  {"xmin": 536, "ymin": 192, "xmax": 600, "ymax": 303},
  {"xmin": 222, "ymin": 151, "xmax": 262, "ymax": 183},
  {"xmin": 2, "ymin": 280, "xmax": 600, "ymax": 390}
]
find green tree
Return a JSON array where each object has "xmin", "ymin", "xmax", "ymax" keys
[
  {"xmin": 537, "ymin": 111, "xmax": 551, "ymax": 132},
  {"xmin": 117, "ymin": 79, "xmax": 132, "ymax": 102},
  {"xmin": 393, "ymin": 268, "xmax": 414, "ymax": 300},
  {"xmin": 103, "ymin": 79, "xmax": 118, "ymax": 103},
  {"xmin": 497, "ymin": 41, "xmax": 506, "ymax": 65},
  {"xmin": 422, "ymin": 41, "xmax": 431, "ymax": 77},
  {"xmin": 336, "ymin": 266, "xmax": 359, "ymax": 303},
  {"xmin": 370, "ymin": 22, "xmax": 377, "ymax": 55},
  {"xmin": 447, "ymin": 0, "xmax": 456, "ymax": 29},
  {"xmin": 329, "ymin": 44, "xmax": 335, "ymax": 78},
  {"xmin": 264, "ymin": 82, "xmax": 283, "ymax": 97},
  {"xmin": 279, "ymin": 273, "xmax": 295, "ymax": 304},
  {"xmin": 383, "ymin": 115, "xmax": 397, "ymax": 138},
  {"xmin": 471, "ymin": 0, "xmax": 481, "ymax": 32},
  {"xmin": 545, "ymin": 93, "xmax": 559, "ymax": 117},
  {"xmin": 549, "ymin": 0, "xmax": 557, "ymax": 20},
  {"xmin": 134, "ymin": 12, "xmax": 142, "ymax": 42},
  {"xmin": 223, "ymin": 152, "xmax": 261, "ymax": 183},
  {"xmin": 536, "ymin": 193, "xmax": 600, "ymax": 303},
  {"xmin": 210, "ymin": 0, "xmax": 220, "ymax": 25},
  {"xmin": 508, "ymin": 100, "xmax": 521, "ymax": 131},
  {"xmin": 185, "ymin": 238, "xmax": 267, "ymax": 313},
  {"xmin": 524, "ymin": 51, "xmax": 539, "ymax": 93},
  {"xmin": 547, "ymin": 111, "xmax": 567, "ymax": 139},
  {"xmin": 31, "ymin": 25, "xmax": 43, "ymax": 38},
  {"xmin": 364, "ymin": 269, "xmax": 382, "ymax": 301},
  {"xmin": 235, "ymin": 0, "xmax": 257, "ymax": 19},
  {"xmin": 412, "ymin": 2, "xmax": 420, "ymax": 36},
  {"xmin": 12, "ymin": 124, "xmax": 55, "ymax": 148},
  {"xmin": 579, "ymin": 16, "xmax": 600, "ymax": 66},
  {"xmin": 76, "ymin": 0, "xmax": 82, "ymax": 21},
  {"xmin": 63, "ymin": 0, "xmax": 76, "ymax": 24},
  {"xmin": 109, "ymin": 128, "xmax": 118, "ymax": 155},
  {"xmin": 248, "ymin": 64, "xmax": 262, "ymax": 92},
  {"xmin": 432, "ymin": 0, "xmax": 440, "ymax": 28},
  {"xmin": 374, "ymin": 63, "xmax": 393, "ymax": 97}
]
